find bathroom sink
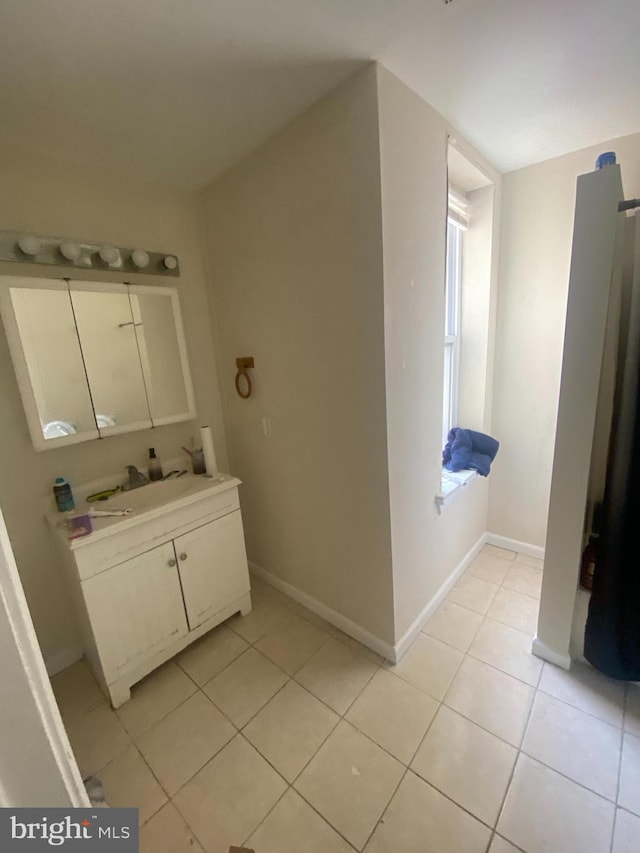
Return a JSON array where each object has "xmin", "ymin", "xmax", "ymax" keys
[
  {"xmin": 105, "ymin": 474, "xmax": 224, "ymax": 514},
  {"xmin": 47, "ymin": 470, "xmax": 240, "ymax": 551}
]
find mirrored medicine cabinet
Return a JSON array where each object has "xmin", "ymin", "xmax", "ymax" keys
[{"xmin": 0, "ymin": 276, "xmax": 196, "ymax": 450}]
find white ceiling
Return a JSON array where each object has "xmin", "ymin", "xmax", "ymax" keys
[{"xmin": 1, "ymin": 0, "xmax": 639, "ymax": 190}]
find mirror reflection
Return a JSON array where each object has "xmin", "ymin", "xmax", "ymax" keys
[
  {"xmin": 70, "ymin": 288, "xmax": 152, "ymax": 434},
  {"xmin": 131, "ymin": 291, "xmax": 190, "ymax": 423},
  {"xmin": 10, "ymin": 286, "xmax": 97, "ymax": 440}
]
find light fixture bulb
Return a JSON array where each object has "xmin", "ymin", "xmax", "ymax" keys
[
  {"xmin": 60, "ymin": 241, "xmax": 81, "ymax": 261},
  {"xmin": 17, "ymin": 235, "xmax": 40, "ymax": 256},
  {"xmin": 131, "ymin": 249, "xmax": 150, "ymax": 269},
  {"xmin": 99, "ymin": 245, "xmax": 120, "ymax": 265},
  {"xmin": 163, "ymin": 255, "xmax": 178, "ymax": 270}
]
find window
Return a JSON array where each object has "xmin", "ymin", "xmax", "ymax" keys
[
  {"xmin": 443, "ymin": 216, "xmax": 463, "ymax": 447},
  {"xmin": 438, "ymin": 147, "xmax": 495, "ymax": 510}
]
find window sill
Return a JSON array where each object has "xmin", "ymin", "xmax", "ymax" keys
[{"xmin": 435, "ymin": 468, "xmax": 478, "ymax": 513}]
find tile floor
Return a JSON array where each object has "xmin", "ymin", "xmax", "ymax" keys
[{"xmin": 51, "ymin": 544, "xmax": 640, "ymax": 853}]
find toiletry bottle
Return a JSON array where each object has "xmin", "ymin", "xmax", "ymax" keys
[
  {"xmin": 148, "ymin": 448, "xmax": 163, "ymax": 481},
  {"xmin": 53, "ymin": 477, "xmax": 75, "ymax": 512}
]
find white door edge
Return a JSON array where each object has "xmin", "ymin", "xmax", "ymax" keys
[{"xmin": 0, "ymin": 505, "xmax": 89, "ymax": 807}]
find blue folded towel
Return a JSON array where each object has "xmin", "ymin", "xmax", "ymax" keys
[{"xmin": 443, "ymin": 428, "xmax": 499, "ymax": 477}]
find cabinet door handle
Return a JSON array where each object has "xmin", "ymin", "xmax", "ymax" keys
[
  {"xmin": 168, "ymin": 558, "xmax": 177, "ymax": 567},
  {"xmin": 179, "ymin": 553, "xmax": 188, "ymax": 561}
]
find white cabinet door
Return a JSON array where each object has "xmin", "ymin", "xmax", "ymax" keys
[
  {"xmin": 81, "ymin": 542, "xmax": 189, "ymax": 677},
  {"xmin": 175, "ymin": 511, "xmax": 250, "ymax": 630}
]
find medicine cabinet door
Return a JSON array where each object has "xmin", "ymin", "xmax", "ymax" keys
[
  {"xmin": 0, "ymin": 277, "xmax": 99, "ymax": 450},
  {"xmin": 70, "ymin": 283, "xmax": 152, "ymax": 436},
  {"xmin": 129, "ymin": 286, "xmax": 196, "ymax": 426}
]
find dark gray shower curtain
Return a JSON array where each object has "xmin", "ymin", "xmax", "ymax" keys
[{"xmin": 585, "ymin": 213, "xmax": 640, "ymax": 679}]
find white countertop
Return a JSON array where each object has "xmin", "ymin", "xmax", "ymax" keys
[{"xmin": 47, "ymin": 472, "xmax": 241, "ymax": 550}]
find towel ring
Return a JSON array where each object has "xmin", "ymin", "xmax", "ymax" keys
[
  {"xmin": 235, "ymin": 370, "xmax": 252, "ymax": 399},
  {"xmin": 235, "ymin": 357, "xmax": 254, "ymax": 399}
]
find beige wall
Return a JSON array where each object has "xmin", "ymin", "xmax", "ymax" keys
[
  {"xmin": 377, "ymin": 67, "xmax": 497, "ymax": 640},
  {"xmin": 489, "ymin": 132, "xmax": 640, "ymax": 548},
  {"xmin": 0, "ymin": 149, "xmax": 227, "ymax": 666},
  {"xmin": 201, "ymin": 67, "xmax": 396, "ymax": 644},
  {"xmin": 202, "ymin": 63, "xmax": 500, "ymax": 649}
]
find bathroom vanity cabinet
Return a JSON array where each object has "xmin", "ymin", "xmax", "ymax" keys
[{"xmin": 49, "ymin": 475, "xmax": 251, "ymax": 707}]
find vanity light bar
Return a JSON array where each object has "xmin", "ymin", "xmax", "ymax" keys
[{"xmin": 0, "ymin": 230, "xmax": 180, "ymax": 277}]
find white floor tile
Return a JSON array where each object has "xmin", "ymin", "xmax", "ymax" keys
[
  {"xmin": 99, "ymin": 744, "xmax": 167, "ymax": 824},
  {"xmin": 329, "ymin": 628, "xmax": 387, "ymax": 664},
  {"xmin": 466, "ymin": 553, "xmax": 513, "ymax": 585},
  {"xmin": 613, "ymin": 808, "xmax": 640, "ymax": 853},
  {"xmin": 498, "ymin": 754, "xmax": 615, "ymax": 853},
  {"xmin": 203, "ymin": 647, "xmax": 288, "ymax": 728},
  {"xmin": 538, "ymin": 661, "xmax": 625, "ymax": 727},
  {"xmin": 175, "ymin": 624, "xmax": 248, "ymax": 686},
  {"xmin": 422, "ymin": 600, "xmax": 483, "ymax": 652},
  {"xmin": 482, "ymin": 544, "xmax": 517, "ymax": 562},
  {"xmin": 412, "ymin": 705, "xmax": 517, "ymax": 826},
  {"xmin": 247, "ymin": 789, "xmax": 353, "ymax": 853},
  {"xmin": 619, "ymin": 732, "xmax": 640, "ymax": 816},
  {"xmin": 136, "ymin": 692, "xmax": 235, "ymax": 795},
  {"xmin": 139, "ymin": 802, "xmax": 204, "ymax": 853},
  {"xmin": 468, "ymin": 617, "xmax": 543, "ymax": 686},
  {"xmin": 56, "ymin": 570, "xmax": 634, "ymax": 853},
  {"xmin": 447, "ymin": 574, "xmax": 499, "ymax": 615},
  {"xmin": 244, "ymin": 680, "xmax": 339, "ymax": 782},
  {"xmin": 514, "ymin": 552, "xmax": 544, "ymax": 569},
  {"xmin": 346, "ymin": 668, "xmax": 438, "ymax": 764},
  {"xmin": 488, "ymin": 836, "xmax": 521, "ymax": 853},
  {"xmin": 50, "ymin": 658, "xmax": 105, "ymax": 723},
  {"xmin": 387, "ymin": 633, "xmax": 463, "ymax": 701},
  {"xmin": 364, "ymin": 771, "xmax": 491, "ymax": 853},
  {"xmin": 254, "ymin": 613, "xmax": 331, "ymax": 675},
  {"xmin": 522, "ymin": 691, "xmax": 621, "ymax": 800},
  {"xmin": 295, "ymin": 720, "xmax": 404, "ymax": 850},
  {"xmin": 486, "ymin": 587, "xmax": 538, "ymax": 635},
  {"xmin": 66, "ymin": 703, "xmax": 131, "ymax": 776},
  {"xmin": 295, "ymin": 637, "xmax": 378, "ymax": 714},
  {"xmin": 116, "ymin": 662, "xmax": 197, "ymax": 738},
  {"xmin": 228, "ymin": 589, "xmax": 289, "ymax": 643},
  {"xmin": 502, "ymin": 563, "xmax": 542, "ymax": 599},
  {"xmin": 445, "ymin": 656, "xmax": 535, "ymax": 746},
  {"xmin": 173, "ymin": 735, "xmax": 287, "ymax": 852}
]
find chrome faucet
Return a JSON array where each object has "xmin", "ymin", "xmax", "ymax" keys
[{"xmin": 121, "ymin": 465, "xmax": 149, "ymax": 491}]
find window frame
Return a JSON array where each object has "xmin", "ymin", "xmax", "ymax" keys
[{"xmin": 443, "ymin": 217, "xmax": 463, "ymax": 447}]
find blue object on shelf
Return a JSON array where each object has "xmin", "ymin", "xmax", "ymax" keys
[
  {"xmin": 53, "ymin": 476, "xmax": 75, "ymax": 512},
  {"xmin": 595, "ymin": 152, "xmax": 616, "ymax": 170}
]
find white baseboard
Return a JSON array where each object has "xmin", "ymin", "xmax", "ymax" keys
[
  {"xmin": 393, "ymin": 533, "xmax": 486, "ymax": 662},
  {"xmin": 248, "ymin": 562, "xmax": 396, "ymax": 662},
  {"xmin": 485, "ymin": 533, "xmax": 544, "ymax": 561},
  {"xmin": 44, "ymin": 645, "xmax": 84, "ymax": 677},
  {"xmin": 531, "ymin": 637, "xmax": 571, "ymax": 670},
  {"xmin": 251, "ymin": 533, "xmax": 486, "ymax": 666}
]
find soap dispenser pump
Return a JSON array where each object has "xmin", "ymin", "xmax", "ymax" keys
[{"xmin": 148, "ymin": 448, "xmax": 163, "ymax": 482}]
